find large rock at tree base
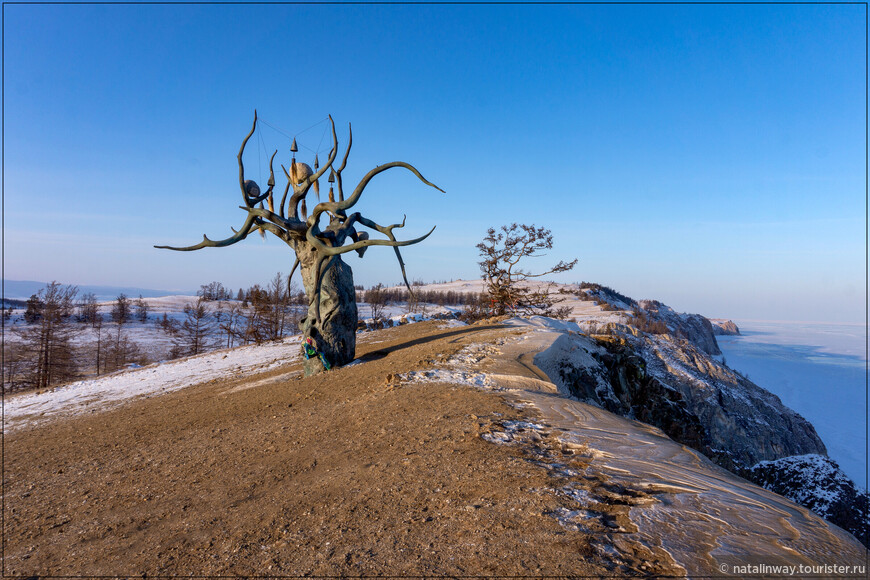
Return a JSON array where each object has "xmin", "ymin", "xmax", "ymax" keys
[{"xmin": 299, "ymin": 256, "xmax": 357, "ymax": 375}]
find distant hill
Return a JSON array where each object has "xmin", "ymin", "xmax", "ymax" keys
[{"xmin": 3, "ymin": 280, "xmax": 195, "ymax": 302}]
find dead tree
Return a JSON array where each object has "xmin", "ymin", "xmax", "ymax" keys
[{"xmin": 157, "ymin": 112, "xmax": 443, "ymax": 374}]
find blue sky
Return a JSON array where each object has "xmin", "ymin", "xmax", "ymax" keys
[{"xmin": 3, "ymin": 4, "xmax": 865, "ymax": 322}]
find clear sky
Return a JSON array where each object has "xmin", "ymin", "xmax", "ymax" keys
[{"xmin": 3, "ymin": 4, "xmax": 865, "ymax": 323}]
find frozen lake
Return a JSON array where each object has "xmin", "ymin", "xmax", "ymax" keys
[{"xmin": 717, "ymin": 321, "xmax": 867, "ymax": 489}]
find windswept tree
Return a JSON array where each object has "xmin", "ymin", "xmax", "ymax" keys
[
  {"xmin": 477, "ymin": 224, "xmax": 578, "ymax": 318},
  {"xmin": 157, "ymin": 112, "xmax": 443, "ymax": 374}
]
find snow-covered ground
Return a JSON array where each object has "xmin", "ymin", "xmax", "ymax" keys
[
  {"xmin": 2, "ymin": 295, "xmax": 462, "ymax": 374},
  {"xmin": 3, "ymin": 336, "xmax": 303, "ymax": 433},
  {"xmin": 718, "ymin": 321, "xmax": 867, "ymax": 488},
  {"xmin": 2, "ymin": 297, "xmax": 463, "ymax": 433}
]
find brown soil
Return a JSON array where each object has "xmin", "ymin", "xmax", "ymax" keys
[{"xmin": 5, "ymin": 320, "xmax": 616, "ymax": 577}]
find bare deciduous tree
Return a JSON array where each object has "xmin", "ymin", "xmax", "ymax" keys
[
  {"xmin": 78, "ymin": 292, "xmax": 100, "ymax": 326},
  {"xmin": 157, "ymin": 112, "xmax": 443, "ymax": 374},
  {"xmin": 364, "ymin": 284, "xmax": 389, "ymax": 324},
  {"xmin": 111, "ymin": 293, "xmax": 131, "ymax": 324},
  {"xmin": 15, "ymin": 282, "xmax": 80, "ymax": 389},
  {"xmin": 105, "ymin": 319, "xmax": 143, "ymax": 373},
  {"xmin": 135, "ymin": 295, "xmax": 149, "ymax": 323},
  {"xmin": 3, "ymin": 342, "xmax": 30, "ymax": 393},
  {"xmin": 198, "ymin": 281, "xmax": 232, "ymax": 301},
  {"xmin": 173, "ymin": 297, "xmax": 215, "ymax": 357},
  {"xmin": 217, "ymin": 302, "xmax": 245, "ymax": 349},
  {"xmin": 477, "ymin": 224, "xmax": 577, "ymax": 318},
  {"xmin": 92, "ymin": 313, "xmax": 105, "ymax": 376}
]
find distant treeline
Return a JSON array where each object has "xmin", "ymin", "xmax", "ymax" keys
[
  {"xmin": 3, "ymin": 276, "xmax": 307, "ymax": 395},
  {"xmin": 3, "ymin": 276, "xmax": 491, "ymax": 394},
  {"xmin": 354, "ymin": 286, "xmax": 482, "ymax": 307}
]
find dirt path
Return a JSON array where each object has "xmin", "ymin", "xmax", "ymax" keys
[{"xmin": 5, "ymin": 321, "xmax": 618, "ymax": 577}]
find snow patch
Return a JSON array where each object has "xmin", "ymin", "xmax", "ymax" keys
[
  {"xmin": 400, "ymin": 369, "xmax": 495, "ymax": 389},
  {"xmin": 4, "ymin": 336, "xmax": 303, "ymax": 432}
]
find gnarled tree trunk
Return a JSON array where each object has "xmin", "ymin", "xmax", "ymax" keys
[{"xmin": 297, "ymin": 251, "xmax": 357, "ymax": 375}]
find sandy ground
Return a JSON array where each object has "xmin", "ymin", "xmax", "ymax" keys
[{"xmin": 5, "ymin": 320, "xmax": 631, "ymax": 577}]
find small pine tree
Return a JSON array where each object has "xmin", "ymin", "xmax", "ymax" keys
[
  {"xmin": 135, "ymin": 295, "xmax": 149, "ymax": 323},
  {"xmin": 111, "ymin": 293, "xmax": 131, "ymax": 324},
  {"xmin": 24, "ymin": 294, "xmax": 44, "ymax": 324},
  {"xmin": 16, "ymin": 282, "xmax": 80, "ymax": 389},
  {"xmin": 173, "ymin": 297, "xmax": 215, "ymax": 356}
]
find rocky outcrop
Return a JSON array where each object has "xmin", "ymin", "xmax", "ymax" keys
[
  {"xmin": 710, "ymin": 319, "xmax": 740, "ymax": 335},
  {"xmin": 535, "ymin": 292, "xmax": 868, "ymax": 547},
  {"xmin": 748, "ymin": 455, "xmax": 869, "ymax": 546},
  {"xmin": 635, "ymin": 300, "xmax": 722, "ymax": 355},
  {"xmin": 578, "ymin": 284, "xmax": 637, "ymax": 311},
  {"xmin": 540, "ymin": 331, "xmax": 826, "ymax": 471}
]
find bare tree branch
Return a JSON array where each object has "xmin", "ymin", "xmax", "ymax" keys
[
  {"xmin": 316, "ymin": 161, "xmax": 444, "ymax": 219},
  {"xmin": 266, "ymin": 149, "xmax": 278, "ymax": 212},
  {"xmin": 155, "ymin": 213, "xmax": 260, "ymax": 251},
  {"xmin": 335, "ymin": 122, "xmax": 352, "ymax": 203},
  {"xmin": 288, "ymin": 256, "xmax": 301, "ymax": 285},
  {"xmin": 306, "ymin": 222, "xmax": 436, "ymax": 258},
  {"xmin": 305, "ymin": 161, "xmax": 444, "ymax": 242},
  {"xmin": 238, "ymin": 111, "xmax": 258, "ymax": 206},
  {"xmin": 355, "ymin": 214, "xmax": 414, "ymax": 292},
  {"xmin": 279, "ymin": 164, "xmax": 293, "ymax": 219},
  {"xmin": 241, "ymin": 206, "xmax": 306, "ymax": 236}
]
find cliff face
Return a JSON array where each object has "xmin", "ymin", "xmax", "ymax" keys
[
  {"xmin": 749, "ymin": 455, "xmax": 869, "ymax": 546},
  {"xmin": 710, "ymin": 318, "xmax": 740, "ymax": 336},
  {"xmin": 539, "ymin": 329, "xmax": 826, "ymax": 470},
  {"xmin": 636, "ymin": 300, "xmax": 722, "ymax": 356},
  {"xmin": 539, "ymin": 295, "xmax": 867, "ymax": 546}
]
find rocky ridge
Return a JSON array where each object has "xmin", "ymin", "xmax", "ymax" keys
[
  {"xmin": 553, "ymin": 287, "xmax": 867, "ymax": 546},
  {"xmin": 710, "ymin": 318, "xmax": 741, "ymax": 336},
  {"xmin": 399, "ymin": 317, "xmax": 868, "ymax": 573}
]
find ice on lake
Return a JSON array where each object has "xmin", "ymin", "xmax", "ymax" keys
[{"xmin": 717, "ymin": 321, "xmax": 867, "ymax": 488}]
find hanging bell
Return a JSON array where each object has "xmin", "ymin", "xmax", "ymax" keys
[
  {"xmin": 314, "ymin": 154, "xmax": 319, "ymax": 171},
  {"xmin": 290, "ymin": 138, "xmax": 298, "ymax": 153},
  {"xmin": 328, "ymin": 169, "xmax": 336, "ymax": 183}
]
